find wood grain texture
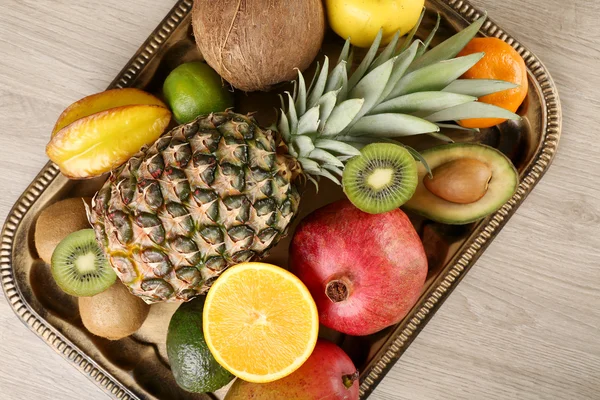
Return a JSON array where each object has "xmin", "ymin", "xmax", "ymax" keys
[{"xmin": 0, "ymin": 0, "xmax": 598, "ymax": 399}]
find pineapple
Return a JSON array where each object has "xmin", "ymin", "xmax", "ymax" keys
[
  {"xmin": 89, "ymin": 113, "xmax": 301, "ymax": 303},
  {"xmin": 90, "ymin": 15, "xmax": 519, "ymax": 303}
]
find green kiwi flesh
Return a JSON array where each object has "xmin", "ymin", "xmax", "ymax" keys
[
  {"xmin": 51, "ymin": 229, "xmax": 116, "ymax": 297},
  {"xmin": 343, "ymin": 143, "xmax": 418, "ymax": 214}
]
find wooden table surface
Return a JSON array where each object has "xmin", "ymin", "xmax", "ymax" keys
[{"xmin": 1, "ymin": 0, "xmax": 598, "ymax": 399}]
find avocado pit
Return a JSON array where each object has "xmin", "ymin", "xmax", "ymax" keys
[
  {"xmin": 424, "ymin": 158, "xmax": 492, "ymax": 204},
  {"xmin": 405, "ymin": 143, "xmax": 519, "ymax": 225}
]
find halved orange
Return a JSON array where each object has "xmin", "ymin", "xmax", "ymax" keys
[{"xmin": 203, "ymin": 262, "xmax": 319, "ymax": 383}]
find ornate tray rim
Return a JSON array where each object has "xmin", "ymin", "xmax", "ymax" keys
[{"xmin": 0, "ymin": 0, "xmax": 561, "ymax": 399}]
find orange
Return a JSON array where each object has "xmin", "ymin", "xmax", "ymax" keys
[
  {"xmin": 203, "ymin": 262, "xmax": 319, "ymax": 383},
  {"xmin": 457, "ymin": 37, "xmax": 528, "ymax": 129}
]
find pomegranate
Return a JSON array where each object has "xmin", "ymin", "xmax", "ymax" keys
[
  {"xmin": 290, "ymin": 199, "xmax": 428, "ymax": 336},
  {"xmin": 225, "ymin": 340, "xmax": 359, "ymax": 400}
]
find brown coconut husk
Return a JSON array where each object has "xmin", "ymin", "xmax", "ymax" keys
[{"xmin": 192, "ymin": 0, "xmax": 325, "ymax": 92}]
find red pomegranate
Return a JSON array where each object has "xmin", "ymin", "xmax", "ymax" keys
[
  {"xmin": 225, "ymin": 340, "xmax": 359, "ymax": 399},
  {"xmin": 290, "ymin": 199, "xmax": 428, "ymax": 336}
]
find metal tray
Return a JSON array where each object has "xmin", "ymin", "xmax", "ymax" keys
[{"xmin": 0, "ymin": 0, "xmax": 561, "ymax": 399}]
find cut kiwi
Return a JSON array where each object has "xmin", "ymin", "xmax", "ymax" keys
[
  {"xmin": 342, "ymin": 143, "xmax": 418, "ymax": 214},
  {"xmin": 51, "ymin": 229, "xmax": 116, "ymax": 297}
]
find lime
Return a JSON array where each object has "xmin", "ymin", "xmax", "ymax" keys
[{"xmin": 163, "ymin": 62, "xmax": 234, "ymax": 124}]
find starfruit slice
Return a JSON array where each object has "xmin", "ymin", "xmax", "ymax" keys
[
  {"xmin": 51, "ymin": 88, "xmax": 167, "ymax": 136},
  {"xmin": 47, "ymin": 104, "xmax": 171, "ymax": 179}
]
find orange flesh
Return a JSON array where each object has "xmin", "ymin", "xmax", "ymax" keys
[{"xmin": 203, "ymin": 262, "xmax": 319, "ymax": 383}]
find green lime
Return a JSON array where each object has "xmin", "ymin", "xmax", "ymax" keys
[
  {"xmin": 166, "ymin": 296, "xmax": 233, "ymax": 393},
  {"xmin": 163, "ymin": 62, "xmax": 234, "ymax": 124}
]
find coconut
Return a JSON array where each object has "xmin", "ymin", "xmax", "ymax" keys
[{"xmin": 192, "ymin": 0, "xmax": 325, "ymax": 92}]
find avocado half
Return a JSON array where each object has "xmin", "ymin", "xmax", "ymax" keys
[{"xmin": 404, "ymin": 143, "xmax": 519, "ymax": 225}]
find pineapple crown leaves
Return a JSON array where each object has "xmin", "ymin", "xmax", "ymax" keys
[{"xmin": 276, "ymin": 11, "xmax": 521, "ymax": 185}]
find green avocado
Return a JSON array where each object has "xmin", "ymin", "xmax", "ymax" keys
[
  {"xmin": 167, "ymin": 296, "xmax": 233, "ymax": 393},
  {"xmin": 404, "ymin": 143, "xmax": 518, "ymax": 225}
]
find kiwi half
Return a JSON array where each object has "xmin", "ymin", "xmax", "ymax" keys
[
  {"xmin": 342, "ymin": 143, "xmax": 418, "ymax": 214},
  {"xmin": 51, "ymin": 229, "xmax": 116, "ymax": 297}
]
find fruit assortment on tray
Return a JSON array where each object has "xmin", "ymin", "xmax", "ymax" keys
[{"xmin": 34, "ymin": 0, "xmax": 529, "ymax": 398}]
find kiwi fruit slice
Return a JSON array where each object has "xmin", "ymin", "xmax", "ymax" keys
[
  {"xmin": 342, "ymin": 143, "xmax": 418, "ymax": 214},
  {"xmin": 51, "ymin": 229, "xmax": 116, "ymax": 297}
]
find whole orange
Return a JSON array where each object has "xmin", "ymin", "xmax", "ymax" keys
[{"xmin": 457, "ymin": 37, "xmax": 528, "ymax": 129}]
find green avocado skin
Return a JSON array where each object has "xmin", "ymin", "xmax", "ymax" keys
[{"xmin": 167, "ymin": 296, "xmax": 233, "ymax": 393}]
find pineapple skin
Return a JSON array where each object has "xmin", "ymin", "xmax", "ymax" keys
[{"xmin": 89, "ymin": 112, "xmax": 301, "ymax": 303}]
